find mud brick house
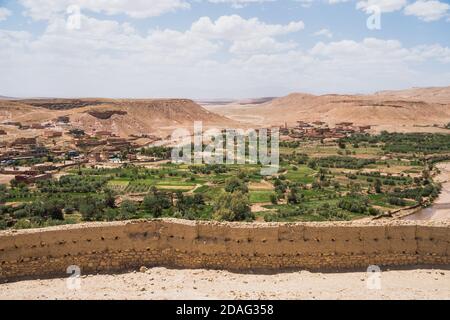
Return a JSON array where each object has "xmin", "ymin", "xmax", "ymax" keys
[
  {"xmin": 56, "ymin": 116, "xmax": 70, "ymax": 124},
  {"xmin": 336, "ymin": 122, "xmax": 354, "ymax": 127},
  {"xmin": 95, "ymin": 131, "xmax": 113, "ymax": 138},
  {"xmin": 106, "ymin": 138, "xmax": 131, "ymax": 151},
  {"xmin": 31, "ymin": 163, "xmax": 57, "ymax": 172},
  {"xmin": 44, "ymin": 130, "xmax": 63, "ymax": 138},
  {"xmin": 75, "ymin": 138, "xmax": 104, "ymax": 148},
  {"xmin": 10, "ymin": 137, "xmax": 37, "ymax": 147},
  {"xmin": 296, "ymin": 121, "xmax": 313, "ymax": 129},
  {"xmin": 31, "ymin": 123, "xmax": 45, "ymax": 129},
  {"xmin": 14, "ymin": 173, "xmax": 52, "ymax": 184}
]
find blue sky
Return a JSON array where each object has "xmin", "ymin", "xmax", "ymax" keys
[{"xmin": 0, "ymin": 0, "xmax": 449, "ymax": 98}]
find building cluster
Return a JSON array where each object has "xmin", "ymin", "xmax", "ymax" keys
[
  {"xmin": 0, "ymin": 161, "xmax": 84, "ymax": 184},
  {"xmin": 0, "ymin": 137, "xmax": 48, "ymax": 163},
  {"xmin": 0, "ymin": 116, "xmax": 163, "ymax": 184},
  {"xmin": 280, "ymin": 121, "xmax": 372, "ymax": 140}
]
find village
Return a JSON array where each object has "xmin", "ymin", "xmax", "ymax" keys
[
  {"xmin": 0, "ymin": 115, "xmax": 163, "ymax": 185},
  {"xmin": 0, "ymin": 117, "xmax": 374, "ymax": 186},
  {"xmin": 279, "ymin": 121, "xmax": 372, "ymax": 140}
]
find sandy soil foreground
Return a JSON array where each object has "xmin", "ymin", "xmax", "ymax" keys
[{"xmin": 1, "ymin": 267, "xmax": 449, "ymax": 300}]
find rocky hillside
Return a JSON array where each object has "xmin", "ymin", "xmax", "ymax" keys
[
  {"xmin": 0, "ymin": 98, "xmax": 237, "ymax": 137},
  {"xmin": 205, "ymin": 86, "xmax": 450, "ymax": 133}
]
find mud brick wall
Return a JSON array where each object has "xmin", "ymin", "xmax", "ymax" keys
[{"xmin": 0, "ymin": 219, "xmax": 449, "ymax": 281}]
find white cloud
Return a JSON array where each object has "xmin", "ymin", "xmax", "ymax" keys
[
  {"xmin": 191, "ymin": 15, "xmax": 305, "ymax": 41},
  {"xmin": 187, "ymin": 15, "xmax": 305, "ymax": 55},
  {"xmin": 221, "ymin": 38, "xmax": 450, "ymax": 96},
  {"xmin": 206, "ymin": 0, "xmax": 276, "ymax": 9},
  {"xmin": 404, "ymin": 0, "xmax": 450, "ymax": 21},
  {"xmin": 0, "ymin": 7, "xmax": 12, "ymax": 21},
  {"xmin": 18, "ymin": 0, "xmax": 190, "ymax": 20},
  {"xmin": 328, "ymin": 0, "xmax": 351, "ymax": 3},
  {"xmin": 0, "ymin": 10, "xmax": 449, "ymax": 98},
  {"xmin": 294, "ymin": 0, "xmax": 315, "ymax": 8},
  {"xmin": 410, "ymin": 44, "xmax": 450, "ymax": 63},
  {"xmin": 230, "ymin": 38, "xmax": 298, "ymax": 55},
  {"xmin": 313, "ymin": 28, "xmax": 333, "ymax": 38},
  {"xmin": 356, "ymin": 0, "xmax": 407, "ymax": 13}
]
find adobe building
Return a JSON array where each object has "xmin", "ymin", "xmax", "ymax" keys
[
  {"xmin": 31, "ymin": 123, "xmax": 45, "ymax": 129},
  {"xmin": 56, "ymin": 116, "xmax": 70, "ymax": 124},
  {"xmin": 14, "ymin": 173, "xmax": 52, "ymax": 184},
  {"xmin": 31, "ymin": 163, "xmax": 57, "ymax": 172},
  {"xmin": 44, "ymin": 130, "xmax": 63, "ymax": 138},
  {"xmin": 10, "ymin": 137, "xmax": 37, "ymax": 147},
  {"xmin": 95, "ymin": 131, "xmax": 113, "ymax": 138}
]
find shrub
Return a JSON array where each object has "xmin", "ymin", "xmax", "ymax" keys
[
  {"xmin": 44, "ymin": 199, "xmax": 65, "ymax": 220},
  {"xmin": 388, "ymin": 197, "xmax": 407, "ymax": 206},
  {"xmin": 119, "ymin": 200, "xmax": 138, "ymax": 219},
  {"xmin": 368, "ymin": 207, "xmax": 381, "ymax": 216},
  {"xmin": 214, "ymin": 192, "xmax": 253, "ymax": 222},
  {"xmin": 64, "ymin": 205, "xmax": 76, "ymax": 215},
  {"xmin": 224, "ymin": 177, "xmax": 248, "ymax": 194},
  {"xmin": 79, "ymin": 196, "xmax": 104, "ymax": 221},
  {"xmin": 270, "ymin": 193, "xmax": 278, "ymax": 205},
  {"xmin": 142, "ymin": 192, "xmax": 171, "ymax": 218},
  {"xmin": 338, "ymin": 197, "xmax": 369, "ymax": 214}
]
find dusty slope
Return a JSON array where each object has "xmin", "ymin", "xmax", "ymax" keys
[
  {"xmin": 205, "ymin": 86, "xmax": 450, "ymax": 132},
  {"xmin": 376, "ymin": 86, "xmax": 450, "ymax": 104},
  {"xmin": 0, "ymin": 99, "xmax": 237, "ymax": 137},
  {"xmin": 1, "ymin": 267, "xmax": 449, "ymax": 300}
]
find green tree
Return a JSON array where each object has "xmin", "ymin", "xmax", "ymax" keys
[
  {"xmin": 374, "ymin": 179, "xmax": 382, "ymax": 194},
  {"xmin": 44, "ymin": 198, "xmax": 65, "ymax": 220},
  {"xmin": 79, "ymin": 196, "xmax": 104, "ymax": 221},
  {"xmin": 270, "ymin": 193, "xmax": 278, "ymax": 205},
  {"xmin": 0, "ymin": 184, "xmax": 7, "ymax": 204},
  {"xmin": 287, "ymin": 188, "xmax": 302, "ymax": 205},
  {"xmin": 142, "ymin": 192, "xmax": 171, "ymax": 217},
  {"xmin": 119, "ymin": 200, "xmax": 138, "ymax": 219},
  {"xmin": 104, "ymin": 189, "xmax": 116, "ymax": 208},
  {"xmin": 214, "ymin": 192, "xmax": 253, "ymax": 222},
  {"xmin": 224, "ymin": 177, "xmax": 248, "ymax": 194}
]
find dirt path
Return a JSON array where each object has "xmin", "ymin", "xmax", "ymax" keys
[
  {"xmin": 1, "ymin": 267, "xmax": 449, "ymax": 300},
  {"xmin": 187, "ymin": 184, "xmax": 203, "ymax": 195}
]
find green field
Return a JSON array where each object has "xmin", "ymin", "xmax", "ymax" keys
[{"xmin": 1, "ymin": 133, "xmax": 446, "ymax": 229}]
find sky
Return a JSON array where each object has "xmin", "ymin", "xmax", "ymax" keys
[{"xmin": 0, "ymin": 0, "xmax": 449, "ymax": 99}]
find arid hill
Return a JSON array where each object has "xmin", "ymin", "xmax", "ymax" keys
[
  {"xmin": 375, "ymin": 86, "xmax": 450, "ymax": 104},
  {"xmin": 0, "ymin": 98, "xmax": 237, "ymax": 138},
  {"xmin": 2, "ymin": 86, "xmax": 450, "ymax": 138},
  {"xmin": 204, "ymin": 86, "xmax": 450, "ymax": 133}
]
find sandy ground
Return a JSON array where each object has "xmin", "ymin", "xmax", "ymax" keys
[
  {"xmin": 1, "ymin": 267, "xmax": 449, "ymax": 300},
  {"xmin": 0, "ymin": 174, "xmax": 15, "ymax": 185}
]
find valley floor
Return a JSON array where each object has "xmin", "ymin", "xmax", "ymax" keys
[{"xmin": 1, "ymin": 267, "xmax": 449, "ymax": 300}]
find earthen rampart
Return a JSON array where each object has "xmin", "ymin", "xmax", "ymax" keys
[{"xmin": 1, "ymin": 219, "xmax": 449, "ymax": 280}]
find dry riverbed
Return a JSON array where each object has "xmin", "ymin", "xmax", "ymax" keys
[{"xmin": 1, "ymin": 267, "xmax": 449, "ymax": 300}]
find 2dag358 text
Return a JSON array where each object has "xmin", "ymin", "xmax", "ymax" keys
[{"xmin": 176, "ymin": 304, "xmax": 274, "ymax": 318}]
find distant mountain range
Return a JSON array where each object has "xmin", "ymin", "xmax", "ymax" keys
[
  {"xmin": 196, "ymin": 97, "xmax": 276, "ymax": 106},
  {"xmin": 2, "ymin": 86, "xmax": 450, "ymax": 136},
  {"xmin": 0, "ymin": 95, "xmax": 16, "ymax": 100},
  {"xmin": 204, "ymin": 86, "xmax": 450, "ymax": 133}
]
